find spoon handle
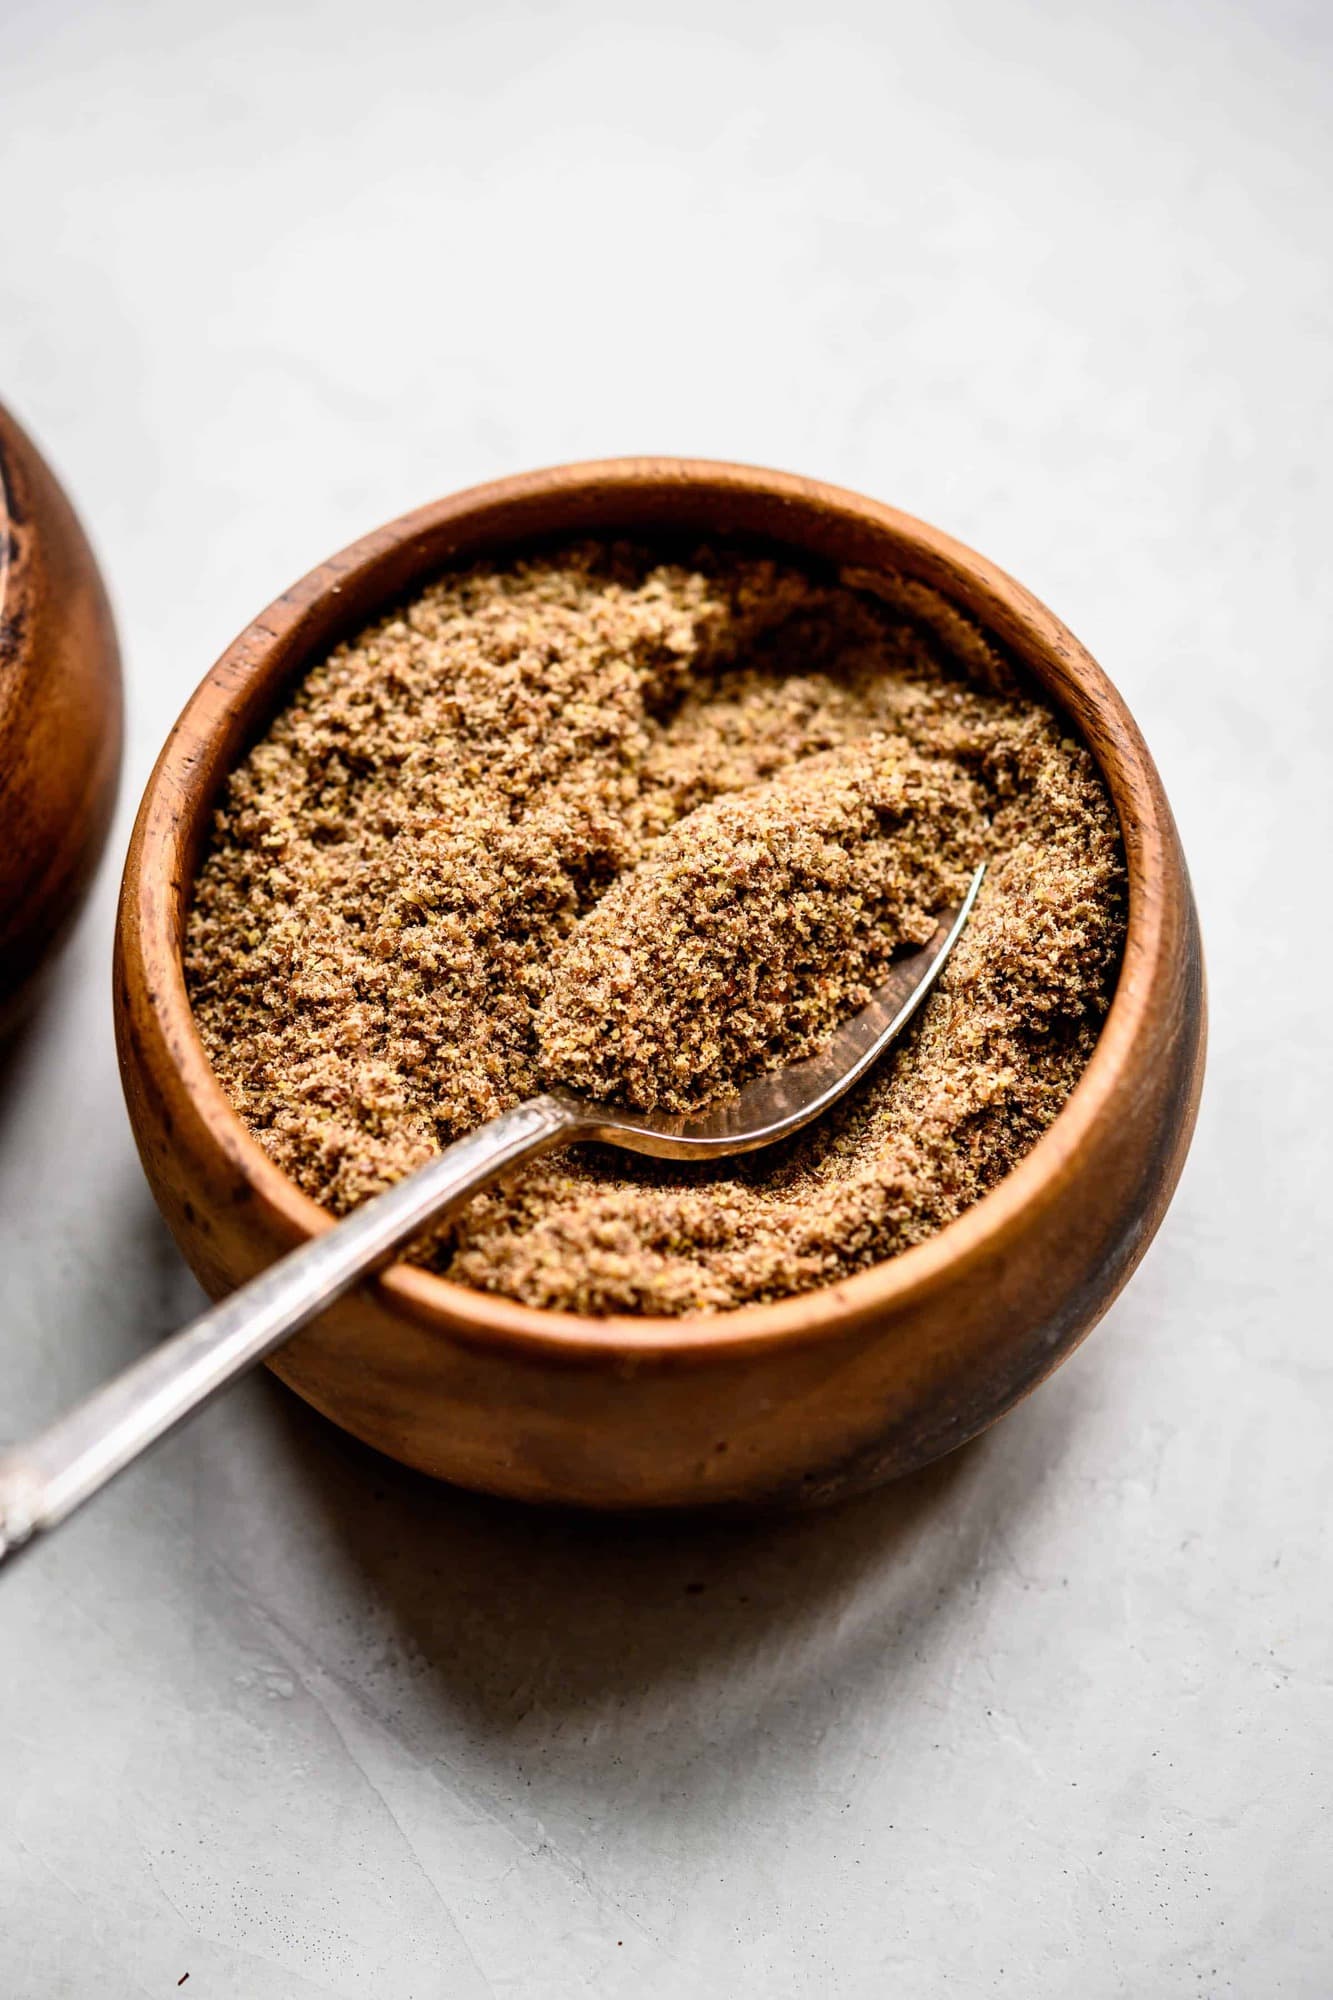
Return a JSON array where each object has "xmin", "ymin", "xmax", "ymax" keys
[{"xmin": 0, "ymin": 1095, "xmax": 578, "ymax": 1564}]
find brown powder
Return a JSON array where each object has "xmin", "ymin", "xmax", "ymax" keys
[
  {"xmin": 537, "ymin": 737, "xmax": 985, "ymax": 1113},
  {"xmin": 184, "ymin": 543, "xmax": 1126, "ymax": 1316}
]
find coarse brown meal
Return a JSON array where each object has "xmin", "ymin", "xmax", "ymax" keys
[{"xmin": 184, "ymin": 543, "xmax": 1126, "ymax": 1316}]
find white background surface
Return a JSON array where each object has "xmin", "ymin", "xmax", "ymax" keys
[{"xmin": 2, "ymin": 1, "xmax": 1330, "ymax": 1993}]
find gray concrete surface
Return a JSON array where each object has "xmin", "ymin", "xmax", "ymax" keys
[{"xmin": 2, "ymin": 0, "xmax": 1330, "ymax": 1993}]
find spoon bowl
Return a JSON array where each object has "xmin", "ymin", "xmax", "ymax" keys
[{"xmin": 568, "ymin": 868, "xmax": 983, "ymax": 1159}]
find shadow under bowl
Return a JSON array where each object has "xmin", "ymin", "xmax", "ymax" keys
[{"xmin": 113, "ymin": 458, "xmax": 1205, "ymax": 1509}]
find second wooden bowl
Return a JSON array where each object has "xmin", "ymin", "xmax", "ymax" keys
[
  {"xmin": 114, "ymin": 460, "xmax": 1205, "ymax": 1509},
  {"xmin": 1, "ymin": 402, "xmax": 122, "ymax": 1027}
]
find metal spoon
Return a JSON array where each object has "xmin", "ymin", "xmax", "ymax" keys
[{"xmin": 0, "ymin": 864, "xmax": 984, "ymax": 1562}]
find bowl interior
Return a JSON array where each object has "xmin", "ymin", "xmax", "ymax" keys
[{"xmin": 131, "ymin": 459, "xmax": 1166, "ymax": 1356}]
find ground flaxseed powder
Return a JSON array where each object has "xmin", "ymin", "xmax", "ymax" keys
[{"xmin": 184, "ymin": 544, "xmax": 1126, "ymax": 1315}]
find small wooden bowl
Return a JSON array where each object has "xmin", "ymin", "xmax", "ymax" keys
[
  {"xmin": 114, "ymin": 461, "xmax": 1205, "ymax": 1509},
  {"xmin": 1, "ymin": 402, "xmax": 122, "ymax": 1025}
]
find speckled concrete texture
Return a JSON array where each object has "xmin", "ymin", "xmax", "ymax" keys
[{"xmin": 1, "ymin": 1, "xmax": 1329, "ymax": 1993}]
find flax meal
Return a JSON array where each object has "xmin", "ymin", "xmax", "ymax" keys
[{"xmin": 184, "ymin": 544, "xmax": 1126, "ymax": 1315}]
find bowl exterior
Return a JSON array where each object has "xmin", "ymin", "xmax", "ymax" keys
[
  {"xmin": 114, "ymin": 461, "xmax": 1205, "ymax": 1508},
  {"xmin": 0, "ymin": 402, "xmax": 123, "ymax": 1024}
]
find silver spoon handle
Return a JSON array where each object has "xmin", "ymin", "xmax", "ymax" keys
[{"xmin": 0, "ymin": 1094, "xmax": 579, "ymax": 1564}]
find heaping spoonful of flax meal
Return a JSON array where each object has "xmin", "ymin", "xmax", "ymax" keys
[{"xmin": 536, "ymin": 736, "xmax": 985, "ymax": 1114}]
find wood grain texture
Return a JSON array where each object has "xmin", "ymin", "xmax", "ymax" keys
[
  {"xmin": 113, "ymin": 460, "xmax": 1206, "ymax": 1509},
  {"xmin": 0, "ymin": 402, "xmax": 123, "ymax": 1026}
]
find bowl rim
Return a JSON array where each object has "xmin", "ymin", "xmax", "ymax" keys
[{"xmin": 120, "ymin": 455, "xmax": 1173, "ymax": 1364}]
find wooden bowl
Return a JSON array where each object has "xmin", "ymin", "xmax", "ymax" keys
[
  {"xmin": 114, "ymin": 460, "xmax": 1205, "ymax": 1509},
  {"xmin": 1, "ymin": 402, "xmax": 123, "ymax": 1025}
]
